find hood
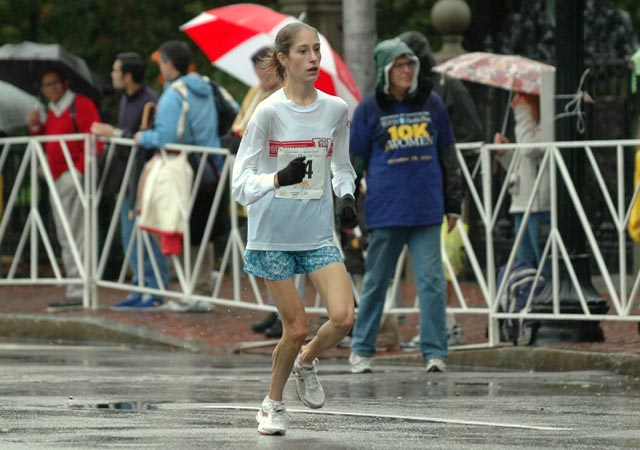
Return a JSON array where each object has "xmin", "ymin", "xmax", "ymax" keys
[
  {"xmin": 397, "ymin": 31, "xmax": 436, "ymax": 72},
  {"xmin": 172, "ymin": 73, "xmax": 212, "ymax": 98},
  {"xmin": 374, "ymin": 38, "xmax": 419, "ymax": 95}
]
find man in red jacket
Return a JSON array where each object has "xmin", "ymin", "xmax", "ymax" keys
[{"xmin": 27, "ymin": 67, "xmax": 102, "ymax": 310}]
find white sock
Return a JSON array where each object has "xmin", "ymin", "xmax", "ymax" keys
[
  {"xmin": 265, "ymin": 395, "xmax": 284, "ymax": 407},
  {"xmin": 296, "ymin": 355, "xmax": 313, "ymax": 368}
]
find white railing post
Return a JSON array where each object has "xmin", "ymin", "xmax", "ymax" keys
[
  {"xmin": 3, "ymin": 134, "xmax": 640, "ymax": 338},
  {"xmin": 617, "ymin": 143, "xmax": 627, "ymax": 310},
  {"xmin": 29, "ymin": 139, "xmax": 38, "ymax": 279},
  {"xmin": 482, "ymin": 144, "xmax": 500, "ymax": 346},
  {"xmin": 88, "ymin": 134, "xmax": 97, "ymax": 309}
]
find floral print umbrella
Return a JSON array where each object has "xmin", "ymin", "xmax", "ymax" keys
[{"xmin": 433, "ymin": 52, "xmax": 555, "ymax": 95}]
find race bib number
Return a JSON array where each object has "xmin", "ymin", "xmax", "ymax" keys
[{"xmin": 275, "ymin": 147, "xmax": 325, "ymax": 199}]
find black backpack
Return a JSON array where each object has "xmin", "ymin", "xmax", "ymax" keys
[
  {"xmin": 209, "ymin": 81, "xmax": 238, "ymax": 136},
  {"xmin": 496, "ymin": 260, "xmax": 545, "ymax": 345}
]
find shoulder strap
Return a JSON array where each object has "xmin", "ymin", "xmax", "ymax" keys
[
  {"xmin": 170, "ymin": 79, "xmax": 190, "ymax": 140},
  {"xmin": 69, "ymin": 98, "xmax": 79, "ymax": 133}
]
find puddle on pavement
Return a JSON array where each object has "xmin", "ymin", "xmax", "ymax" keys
[
  {"xmin": 96, "ymin": 401, "xmax": 157, "ymax": 411},
  {"xmin": 67, "ymin": 399, "xmax": 157, "ymax": 411}
]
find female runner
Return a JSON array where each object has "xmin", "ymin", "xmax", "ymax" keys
[{"xmin": 232, "ymin": 22, "xmax": 358, "ymax": 435}]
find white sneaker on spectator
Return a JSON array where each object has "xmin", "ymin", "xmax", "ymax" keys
[
  {"xmin": 292, "ymin": 357, "xmax": 325, "ymax": 409},
  {"xmin": 337, "ymin": 335, "xmax": 352, "ymax": 348},
  {"xmin": 349, "ymin": 352, "xmax": 373, "ymax": 374},
  {"xmin": 425, "ymin": 358, "xmax": 446, "ymax": 373},
  {"xmin": 256, "ymin": 396, "xmax": 287, "ymax": 435},
  {"xmin": 400, "ymin": 334, "xmax": 420, "ymax": 352},
  {"xmin": 448, "ymin": 324, "xmax": 467, "ymax": 346},
  {"xmin": 185, "ymin": 299, "xmax": 215, "ymax": 313},
  {"xmin": 402, "ymin": 325, "xmax": 466, "ymax": 351},
  {"xmin": 160, "ymin": 299, "xmax": 214, "ymax": 313}
]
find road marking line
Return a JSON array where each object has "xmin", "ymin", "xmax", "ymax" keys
[
  {"xmin": 0, "ymin": 343, "xmax": 130, "ymax": 351},
  {"xmin": 203, "ymin": 404, "xmax": 572, "ymax": 431}
]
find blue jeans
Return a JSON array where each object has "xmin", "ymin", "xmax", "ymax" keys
[
  {"xmin": 120, "ymin": 196, "xmax": 169, "ymax": 292},
  {"xmin": 351, "ymin": 225, "xmax": 447, "ymax": 361},
  {"xmin": 514, "ymin": 211, "xmax": 550, "ymax": 271}
]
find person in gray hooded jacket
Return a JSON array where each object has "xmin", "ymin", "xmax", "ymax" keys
[{"xmin": 348, "ymin": 38, "xmax": 463, "ymax": 374}]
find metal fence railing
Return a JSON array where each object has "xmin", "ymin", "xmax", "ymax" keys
[{"xmin": 1, "ymin": 135, "xmax": 639, "ymax": 347}]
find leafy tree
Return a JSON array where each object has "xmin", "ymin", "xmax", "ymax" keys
[
  {"xmin": 376, "ymin": 0, "xmax": 437, "ymax": 44},
  {"xmin": 1, "ymin": 0, "xmax": 638, "ymax": 122},
  {"xmin": 0, "ymin": 0, "xmax": 278, "ymax": 121}
]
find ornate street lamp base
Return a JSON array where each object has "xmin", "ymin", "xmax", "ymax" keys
[{"xmin": 535, "ymin": 320, "xmax": 605, "ymax": 345}]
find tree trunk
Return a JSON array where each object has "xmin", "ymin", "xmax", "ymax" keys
[{"xmin": 342, "ymin": 0, "xmax": 377, "ymax": 96}]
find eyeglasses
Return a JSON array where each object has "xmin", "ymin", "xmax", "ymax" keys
[
  {"xmin": 42, "ymin": 80, "xmax": 62, "ymax": 88},
  {"xmin": 391, "ymin": 60, "xmax": 417, "ymax": 71}
]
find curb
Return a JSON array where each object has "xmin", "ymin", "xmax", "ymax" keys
[
  {"xmin": 378, "ymin": 346, "xmax": 640, "ymax": 377},
  {"xmin": 0, "ymin": 314, "xmax": 208, "ymax": 352},
  {"xmin": 1, "ymin": 313, "xmax": 639, "ymax": 377}
]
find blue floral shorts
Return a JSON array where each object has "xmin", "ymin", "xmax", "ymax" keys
[{"xmin": 244, "ymin": 246, "xmax": 343, "ymax": 281}]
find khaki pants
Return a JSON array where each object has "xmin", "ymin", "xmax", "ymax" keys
[{"xmin": 51, "ymin": 170, "xmax": 84, "ymax": 299}]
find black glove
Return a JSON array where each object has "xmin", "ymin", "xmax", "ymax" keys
[
  {"xmin": 339, "ymin": 194, "xmax": 358, "ymax": 228},
  {"xmin": 277, "ymin": 156, "xmax": 306, "ymax": 187}
]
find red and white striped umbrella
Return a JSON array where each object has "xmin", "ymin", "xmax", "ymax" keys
[{"xmin": 180, "ymin": 3, "xmax": 361, "ymax": 112}]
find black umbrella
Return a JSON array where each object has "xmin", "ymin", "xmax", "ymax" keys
[{"xmin": 0, "ymin": 41, "xmax": 102, "ymax": 101}]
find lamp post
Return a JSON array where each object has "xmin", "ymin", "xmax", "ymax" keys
[
  {"xmin": 430, "ymin": 0, "xmax": 472, "ymax": 64},
  {"xmin": 532, "ymin": 0, "xmax": 608, "ymax": 343}
]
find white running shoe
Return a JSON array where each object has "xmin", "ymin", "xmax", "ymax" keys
[
  {"xmin": 292, "ymin": 357, "xmax": 325, "ymax": 409},
  {"xmin": 256, "ymin": 396, "xmax": 287, "ymax": 435},
  {"xmin": 160, "ymin": 299, "xmax": 214, "ymax": 313},
  {"xmin": 349, "ymin": 352, "xmax": 373, "ymax": 374},
  {"xmin": 425, "ymin": 358, "xmax": 447, "ymax": 373}
]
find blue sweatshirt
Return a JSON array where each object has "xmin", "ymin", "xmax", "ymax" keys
[
  {"xmin": 138, "ymin": 73, "xmax": 220, "ymax": 150},
  {"xmin": 350, "ymin": 91, "xmax": 454, "ymax": 228}
]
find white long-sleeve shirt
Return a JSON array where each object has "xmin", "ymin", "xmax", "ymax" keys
[
  {"xmin": 232, "ymin": 89, "xmax": 356, "ymax": 251},
  {"xmin": 498, "ymin": 103, "xmax": 550, "ymax": 214}
]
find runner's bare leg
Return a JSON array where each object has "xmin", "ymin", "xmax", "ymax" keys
[
  {"xmin": 264, "ymin": 278, "xmax": 307, "ymax": 401},
  {"xmin": 299, "ymin": 262, "xmax": 354, "ymax": 363}
]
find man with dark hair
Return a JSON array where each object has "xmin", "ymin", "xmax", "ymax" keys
[
  {"xmin": 117, "ymin": 52, "xmax": 146, "ymax": 84},
  {"xmin": 158, "ymin": 41, "xmax": 191, "ymax": 75},
  {"xmin": 91, "ymin": 51, "xmax": 167, "ymax": 309},
  {"xmin": 27, "ymin": 67, "xmax": 102, "ymax": 310},
  {"xmin": 230, "ymin": 46, "xmax": 280, "ymax": 140},
  {"xmin": 135, "ymin": 40, "xmax": 222, "ymax": 312}
]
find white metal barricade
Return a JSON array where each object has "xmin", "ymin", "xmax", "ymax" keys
[
  {"xmin": 2, "ymin": 134, "xmax": 639, "ymax": 348},
  {"xmin": 0, "ymin": 134, "xmax": 91, "ymax": 306},
  {"xmin": 480, "ymin": 139, "xmax": 640, "ymax": 345}
]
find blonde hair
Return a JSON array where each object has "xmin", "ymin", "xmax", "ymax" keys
[{"xmin": 265, "ymin": 22, "xmax": 319, "ymax": 82}]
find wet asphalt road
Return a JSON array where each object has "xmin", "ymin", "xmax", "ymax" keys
[{"xmin": 0, "ymin": 343, "xmax": 639, "ymax": 449}]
